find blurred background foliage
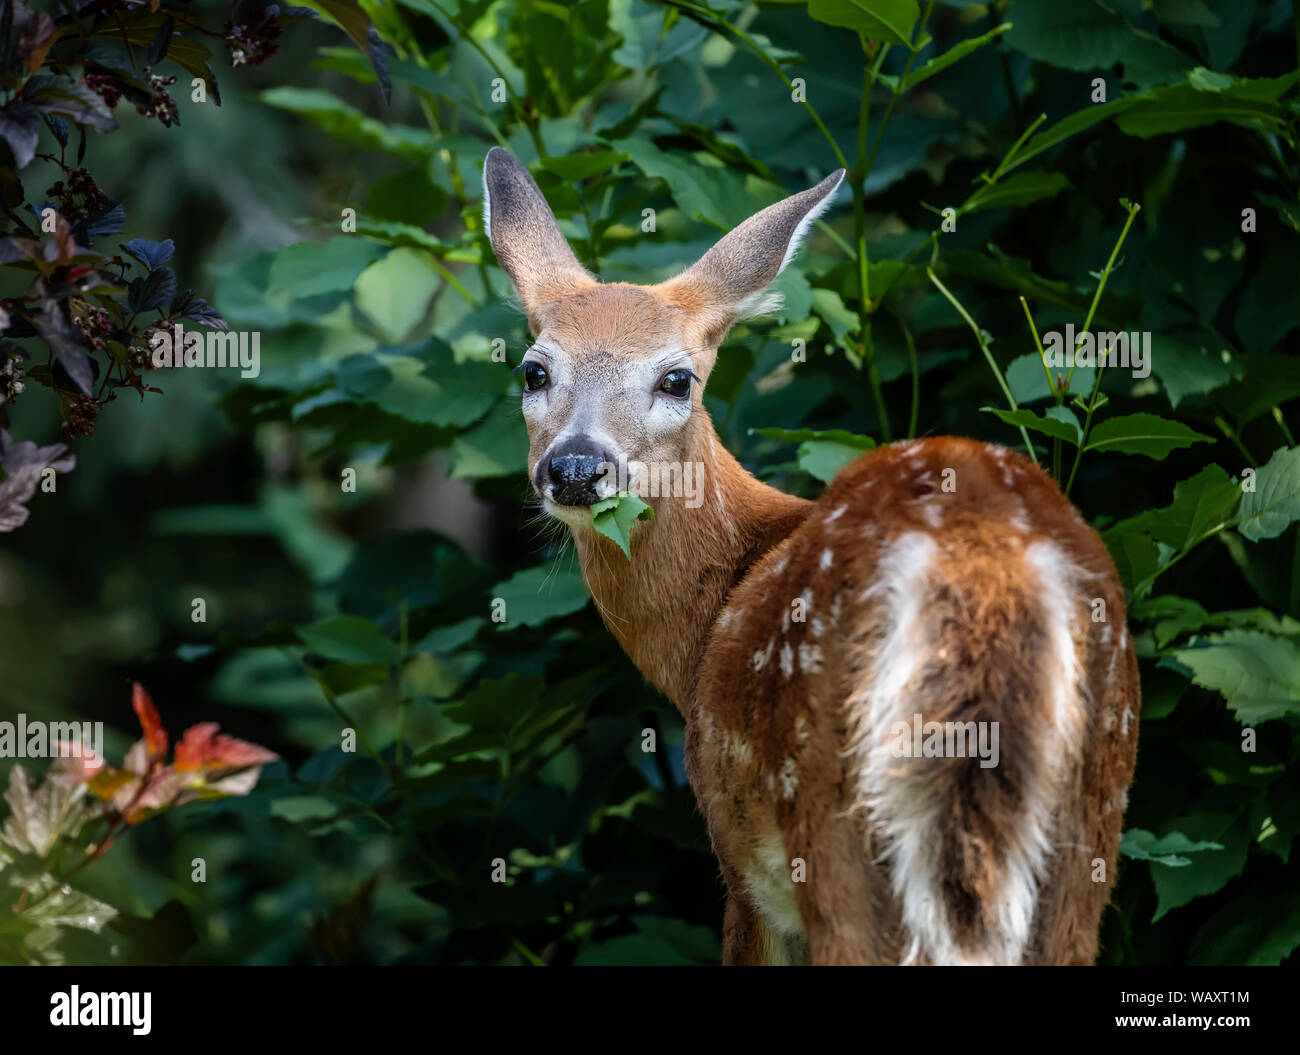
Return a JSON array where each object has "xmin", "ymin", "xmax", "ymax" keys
[{"xmin": 2, "ymin": 0, "xmax": 1299, "ymax": 964}]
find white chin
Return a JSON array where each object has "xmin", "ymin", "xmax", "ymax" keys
[{"xmin": 542, "ymin": 498, "xmax": 594, "ymax": 530}]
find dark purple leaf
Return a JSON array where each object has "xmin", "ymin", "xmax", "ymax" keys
[
  {"xmin": 121, "ymin": 238, "xmax": 175, "ymax": 271},
  {"xmin": 147, "ymin": 15, "xmax": 174, "ymax": 67},
  {"xmin": 368, "ymin": 27, "xmax": 391, "ymax": 105},
  {"xmin": 41, "ymin": 112, "xmax": 68, "ymax": 147},
  {"xmin": 22, "ymin": 75, "xmax": 118, "ymax": 135},
  {"xmin": 129, "ymin": 267, "xmax": 177, "ymax": 313},
  {"xmin": 31, "ymin": 300, "xmax": 93, "ymax": 394},
  {"xmin": 0, "ymin": 102, "xmax": 40, "ymax": 168},
  {"xmin": 72, "ymin": 199, "xmax": 125, "ymax": 245}
]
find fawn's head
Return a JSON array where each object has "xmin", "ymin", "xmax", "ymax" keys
[{"xmin": 482, "ymin": 147, "xmax": 843, "ymax": 524}]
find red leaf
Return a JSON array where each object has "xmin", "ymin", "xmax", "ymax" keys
[
  {"xmin": 131, "ymin": 682, "xmax": 168, "ymax": 763},
  {"xmin": 174, "ymin": 722, "xmax": 278, "ymax": 773}
]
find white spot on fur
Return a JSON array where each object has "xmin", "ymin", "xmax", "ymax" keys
[
  {"xmin": 780, "ymin": 643, "xmax": 795, "ymax": 678},
  {"xmin": 810, "ymin": 617, "xmax": 825, "ymax": 638},
  {"xmin": 920, "ymin": 502, "xmax": 944, "ymax": 528},
  {"xmin": 820, "ymin": 548, "xmax": 834, "ymax": 570},
  {"xmin": 780, "ymin": 758, "xmax": 798, "ymax": 799},
  {"xmin": 752, "ymin": 639, "xmax": 774, "ymax": 672},
  {"xmin": 798, "ymin": 643, "xmax": 823, "ymax": 674},
  {"xmin": 826, "ymin": 504, "xmax": 847, "ymax": 523},
  {"xmin": 1121, "ymin": 706, "xmax": 1133, "ymax": 736}
]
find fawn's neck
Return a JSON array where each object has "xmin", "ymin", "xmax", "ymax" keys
[{"xmin": 570, "ymin": 419, "xmax": 811, "ymax": 712}]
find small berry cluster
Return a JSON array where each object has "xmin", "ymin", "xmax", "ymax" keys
[
  {"xmin": 46, "ymin": 168, "xmax": 109, "ymax": 223},
  {"xmin": 226, "ymin": 10, "xmax": 282, "ymax": 68},
  {"xmin": 84, "ymin": 72, "xmax": 122, "ymax": 109}
]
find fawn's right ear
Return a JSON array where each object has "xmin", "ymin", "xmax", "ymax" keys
[{"xmin": 482, "ymin": 148, "xmax": 596, "ymax": 333}]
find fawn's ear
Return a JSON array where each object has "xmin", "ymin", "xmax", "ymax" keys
[
  {"xmin": 482, "ymin": 148, "xmax": 596, "ymax": 333},
  {"xmin": 655, "ymin": 169, "xmax": 845, "ymax": 347}
]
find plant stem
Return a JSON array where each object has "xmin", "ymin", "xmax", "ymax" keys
[
  {"xmin": 927, "ymin": 268, "xmax": 1037, "ymax": 462},
  {"xmin": 1062, "ymin": 200, "xmax": 1142, "ymax": 494}
]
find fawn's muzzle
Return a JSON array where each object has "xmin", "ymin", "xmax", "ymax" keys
[{"xmin": 545, "ymin": 436, "xmax": 613, "ymax": 506}]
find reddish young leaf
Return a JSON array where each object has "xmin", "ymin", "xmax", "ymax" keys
[
  {"xmin": 131, "ymin": 682, "xmax": 168, "ymax": 763},
  {"xmin": 173, "ymin": 722, "xmax": 278, "ymax": 773}
]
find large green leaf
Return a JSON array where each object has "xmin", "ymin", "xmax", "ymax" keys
[
  {"xmin": 297, "ymin": 614, "xmax": 400, "ymax": 665},
  {"xmin": 1237, "ymin": 446, "xmax": 1300, "ymax": 543},
  {"xmin": 1084, "ymin": 413, "xmax": 1213, "ymax": 459},
  {"xmin": 269, "ymin": 238, "xmax": 385, "ymax": 298},
  {"xmin": 1148, "ymin": 812, "xmax": 1248, "ymax": 922},
  {"xmin": 489, "ymin": 565, "xmax": 590, "ymax": 628},
  {"xmin": 807, "ymin": 0, "xmax": 921, "ymax": 48},
  {"xmin": 353, "ymin": 248, "xmax": 442, "ymax": 344},
  {"xmin": 963, "ymin": 171, "xmax": 1071, "ymax": 213},
  {"xmin": 1172, "ymin": 630, "xmax": 1300, "ymax": 723}
]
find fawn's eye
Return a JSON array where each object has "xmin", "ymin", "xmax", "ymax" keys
[
  {"xmin": 522, "ymin": 362, "xmax": 549, "ymax": 392},
  {"xmin": 659, "ymin": 368, "xmax": 693, "ymax": 399}
]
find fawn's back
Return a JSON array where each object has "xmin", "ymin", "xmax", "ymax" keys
[{"xmin": 694, "ymin": 436, "xmax": 1139, "ymax": 965}]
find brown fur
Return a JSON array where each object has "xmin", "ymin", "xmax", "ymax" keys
[{"xmin": 482, "ymin": 148, "xmax": 1140, "ymax": 965}]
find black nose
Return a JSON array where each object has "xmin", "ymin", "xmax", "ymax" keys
[{"xmin": 546, "ymin": 436, "xmax": 611, "ymax": 506}]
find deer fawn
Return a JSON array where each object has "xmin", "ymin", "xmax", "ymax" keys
[{"xmin": 482, "ymin": 147, "xmax": 1140, "ymax": 965}]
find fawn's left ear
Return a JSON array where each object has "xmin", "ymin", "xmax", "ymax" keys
[
  {"xmin": 482, "ymin": 147, "xmax": 596, "ymax": 333},
  {"xmin": 655, "ymin": 169, "xmax": 845, "ymax": 347}
]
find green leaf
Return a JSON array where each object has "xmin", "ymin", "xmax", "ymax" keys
[
  {"xmin": 1188, "ymin": 66, "xmax": 1233, "ymax": 92},
  {"xmin": 353, "ymin": 248, "xmax": 442, "ymax": 344},
  {"xmin": 1004, "ymin": 2, "xmax": 1131, "ymax": 70},
  {"xmin": 1120, "ymin": 828, "xmax": 1225, "ymax": 867},
  {"xmin": 269, "ymin": 237, "xmax": 385, "ymax": 297},
  {"xmin": 412, "ymin": 617, "xmax": 485, "ymax": 654},
  {"xmin": 1141, "ymin": 464, "xmax": 1240, "ymax": 550},
  {"xmin": 2, "ymin": 874, "xmax": 117, "ymax": 934},
  {"xmin": 1147, "ymin": 812, "xmax": 1248, "ymax": 921},
  {"xmin": 810, "ymin": 288, "xmax": 860, "ymax": 340},
  {"xmin": 0, "ymin": 767, "xmax": 101, "ymax": 859},
  {"xmin": 538, "ymin": 150, "xmax": 630, "ymax": 180},
  {"xmin": 260, "ymin": 87, "xmax": 437, "ymax": 160},
  {"xmin": 807, "ymin": 0, "xmax": 921, "ymax": 49},
  {"xmin": 610, "ymin": 139, "xmax": 781, "ymax": 229},
  {"xmin": 895, "ymin": 23, "xmax": 1012, "ymax": 91},
  {"xmin": 1005, "ymin": 352, "xmax": 1095, "ymax": 403},
  {"xmin": 1083, "ymin": 413, "xmax": 1213, "ymax": 459},
  {"xmin": 271, "ymin": 796, "xmax": 340, "ymax": 823},
  {"xmin": 592, "ymin": 492, "xmax": 655, "ymax": 558},
  {"xmin": 490, "ymin": 565, "xmax": 590, "ymax": 628},
  {"xmin": 964, "ymin": 171, "xmax": 1071, "ymax": 213},
  {"xmin": 1009, "ymin": 98, "xmax": 1139, "ymax": 171},
  {"xmin": 1151, "ymin": 339, "xmax": 1242, "ymax": 408},
  {"xmin": 449, "ymin": 412, "xmax": 528, "ymax": 479},
  {"xmin": 754, "ymin": 428, "xmax": 875, "ymax": 483},
  {"xmin": 1171, "ymin": 630, "xmax": 1300, "ymax": 723},
  {"xmin": 297, "ymin": 614, "xmax": 400, "ymax": 665},
  {"xmin": 1237, "ymin": 446, "xmax": 1300, "ymax": 542},
  {"xmin": 1188, "ymin": 881, "xmax": 1300, "ymax": 966},
  {"xmin": 1115, "ymin": 71, "xmax": 1300, "ymax": 138},
  {"xmin": 982, "ymin": 406, "xmax": 1081, "ymax": 445}
]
